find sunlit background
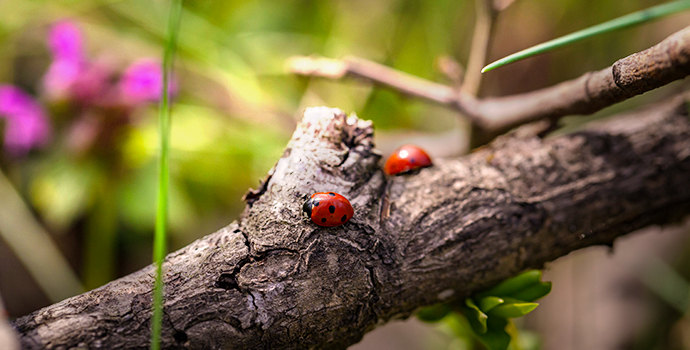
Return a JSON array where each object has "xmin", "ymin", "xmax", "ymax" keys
[{"xmin": 0, "ymin": 0, "xmax": 689, "ymax": 349}]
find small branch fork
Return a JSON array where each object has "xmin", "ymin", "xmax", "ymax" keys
[{"xmin": 287, "ymin": 26, "xmax": 690, "ymax": 138}]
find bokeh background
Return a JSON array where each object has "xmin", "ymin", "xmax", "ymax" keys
[{"xmin": 0, "ymin": 0, "xmax": 689, "ymax": 349}]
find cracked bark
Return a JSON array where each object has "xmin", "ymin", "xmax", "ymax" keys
[{"xmin": 11, "ymin": 96, "xmax": 690, "ymax": 349}]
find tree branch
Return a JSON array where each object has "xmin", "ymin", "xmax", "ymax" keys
[
  {"xmin": 12, "ymin": 94, "xmax": 690, "ymax": 349},
  {"xmin": 286, "ymin": 55, "xmax": 459, "ymax": 107},
  {"xmin": 286, "ymin": 55, "xmax": 483, "ymax": 124},
  {"xmin": 477, "ymin": 25, "xmax": 690, "ymax": 132},
  {"xmin": 287, "ymin": 26, "xmax": 690, "ymax": 136}
]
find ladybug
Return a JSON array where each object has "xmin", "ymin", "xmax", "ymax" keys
[
  {"xmin": 302, "ymin": 192, "xmax": 354, "ymax": 227},
  {"xmin": 383, "ymin": 144, "xmax": 433, "ymax": 176}
]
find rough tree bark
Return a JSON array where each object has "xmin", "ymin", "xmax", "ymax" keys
[{"xmin": 11, "ymin": 93, "xmax": 690, "ymax": 349}]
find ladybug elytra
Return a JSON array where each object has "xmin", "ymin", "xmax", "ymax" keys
[
  {"xmin": 302, "ymin": 192, "xmax": 354, "ymax": 227},
  {"xmin": 383, "ymin": 144, "xmax": 433, "ymax": 176}
]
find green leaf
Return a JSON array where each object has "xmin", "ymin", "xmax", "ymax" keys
[
  {"xmin": 474, "ymin": 316, "xmax": 511, "ymax": 350},
  {"xmin": 482, "ymin": 0, "xmax": 690, "ymax": 72},
  {"xmin": 478, "ymin": 296, "xmax": 504, "ymax": 313},
  {"xmin": 480, "ymin": 270, "xmax": 542, "ymax": 298},
  {"xmin": 487, "ymin": 302, "xmax": 539, "ymax": 319},
  {"xmin": 443, "ymin": 312, "xmax": 476, "ymax": 340},
  {"xmin": 511, "ymin": 281, "xmax": 552, "ymax": 302},
  {"xmin": 416, "ymin": 303, "xmax": 451, "ymax": 322},
  {"xmin": 464, "ymin": 298, "xmax": 488, "ymax": 334}
]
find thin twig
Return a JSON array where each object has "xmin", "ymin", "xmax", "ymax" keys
[
  {"xmin": 477, "ymin": 25, "xmax": 690, "ymax": 132},
  {"xmin": 287, "ymin": 26, "xmax": 690, "ymax": 136},
  {"xmin": 482, "ymin": 0, "xmax": 690, "ymax": 73},
  {"xmin": 286, "ymin": 55, "xmax": 484, "ymax": 124},
  {"xmin": 463, "ymin": 0, "xmax": 501, "ymax": 147},
  {"xmin": 461, "ymin": 0, "xmax": 498, "ymax": 96},
  {"xmin": 287, "ymin": 56, "xmax": 456, "ymax": 105},
  {"xmin": 434, "ymin": 55, "xmax": 464, "ymax": 86}
]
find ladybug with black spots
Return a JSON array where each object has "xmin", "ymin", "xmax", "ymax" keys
[
  {"xmin": 302, "ymin": 192, "xmax": 354, "ymax": 227},
  {"xmin": 383, "ymin": 144, "xmax": 433, "ymax": 176}
]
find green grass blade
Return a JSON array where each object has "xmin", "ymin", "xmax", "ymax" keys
[
  {"xmin": 151, "ymin": 0, "xmax": 183, "ymax": 349},
  {"xmin": 482, "ymin": 0, "xmax": 690, "ymax": 73}
]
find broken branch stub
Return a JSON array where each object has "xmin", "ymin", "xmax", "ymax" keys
[{"xmin": 240, "ymin": 107, "xmax": 384, "ymax": 254}]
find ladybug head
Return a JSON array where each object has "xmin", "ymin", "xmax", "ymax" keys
[{"xmin": 302, "ymin": 198, "xmax": 313, "ymax": 218}]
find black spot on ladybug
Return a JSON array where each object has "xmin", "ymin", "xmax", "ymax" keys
[
  {"xmin": 314, "ymin": 201, "xmax": 319, "ymax": 206},
  {"xmin": 328, "ymin": 192, "xmax": 335, "ymax": 196},
  {"xmin": 410, "ymin": 158, "xmax": 416, "ymax": 163},
  {"xmin": 329, "ymin": 205, "xmax": 335, "ymax": 213},
  {"xmin": 341, "ymin": 215, "xmax": 347, "ymax": 222},
  {"xmin": 321, "ymin": 218, "xmax": 327, "ymax": 223}
]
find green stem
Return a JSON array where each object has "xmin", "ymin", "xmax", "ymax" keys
[
  {"xmin": 151, "ymin": 0, "xmax": 182, "ymax": 349},
  {"xmin": 482, "ymin": 0, "xmax": 690, "ymax": 73}
]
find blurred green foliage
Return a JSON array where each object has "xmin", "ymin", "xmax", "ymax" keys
[{"xmin": 418, "ymin": 270, "xmax": 551, "ymax": 350}]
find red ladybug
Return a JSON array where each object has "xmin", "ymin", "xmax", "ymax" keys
[
  {"xmin": 302, "ymin": 192, "xmax": 354, "ymax": 227},
  {"xmin": 383, "ymin": 144, "xmax": 433, "ymax": 176}
]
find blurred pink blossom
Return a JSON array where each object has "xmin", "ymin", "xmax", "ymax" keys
[
  {"xmin": 48, "ymin": 21, "xmax": 84, "ymax": 63},
  {"xmin": 120, "ymin": 59, "xmax": 176, "ymax": 104},
  {"xmin": 43, "ymin": 59, "xmax": 82, "ymax": 98},
  {"xmin": 71, "ymin": 63, "xmax": 111, "ymax": 103},
  {"xmin": 44, "ymin": 21, "xmax": 177, "ymax": 106},
  {"xmin": 43, "ymin": 21, "xmax": 87, "ymax": 99},
  {"xmin": 0, "ymin": 85, "xmax": 52, "ymax": 156}
]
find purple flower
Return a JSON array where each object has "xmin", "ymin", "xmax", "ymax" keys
[
  {"xmin": 43, "ymin": 59, "xmax": 82, "ymax": 98},
  {"xmin": 43, "ymin": 21, "xmax": 86, "ymax": 99},
  {"xmin": 120, "ymin": 59, "xmax": 175, "ymax": 104},
  {"xmin": 48, "ymin": 21, "xmax": 84, "ymax": 63},
  {"xmin": 0, "ymin": 85, "xmax": 52, "ymax": 156}
]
